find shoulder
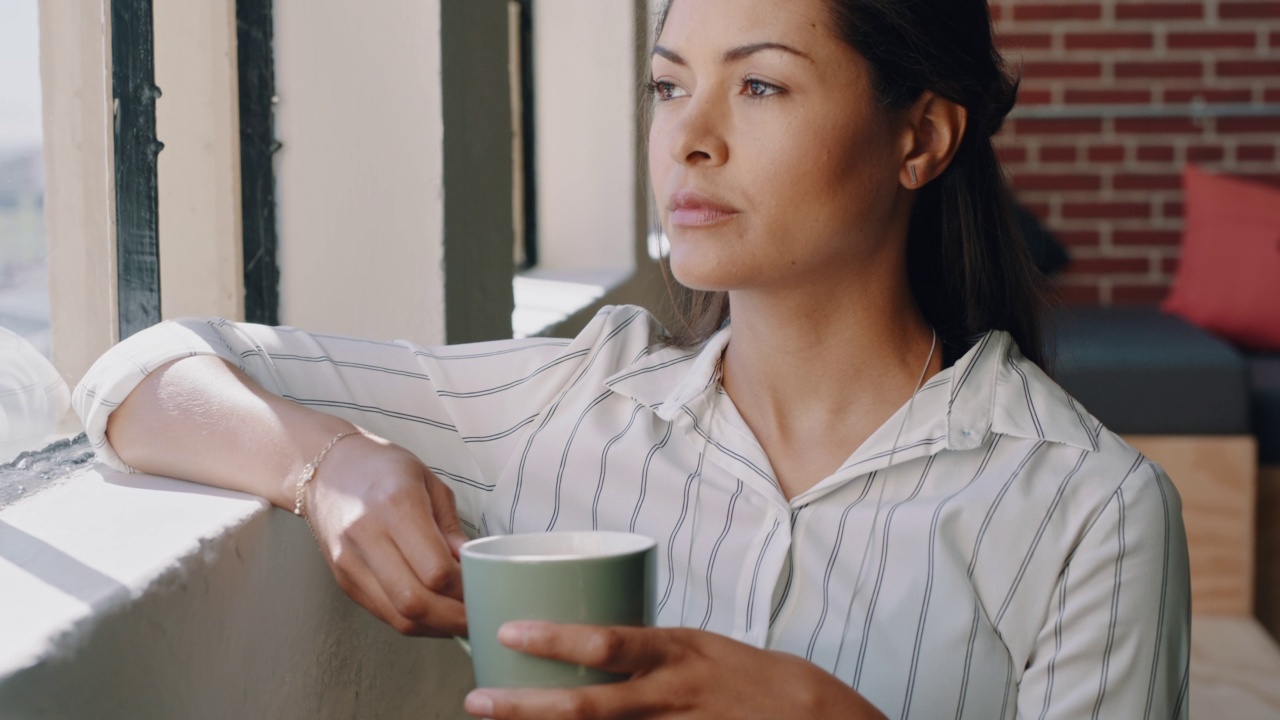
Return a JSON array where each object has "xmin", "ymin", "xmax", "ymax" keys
[
  {"xmin": 975, "ymin": 329, "xmax": 1177, "ymax": 526},
  {"xmin": 1011, "ymin": 389, "xmax": 1180, "ymax": 560},
  {"xmin": 410, "ymin": 305, "xmax": 666, "ymax": 398},
  {"xmin": 1084, "ymin": 425, "xmax": 1181, "ymax": 524},
  {"xmin": 561, "ymin": 304, "xmax": 668, "ymax": 369},
  {"xmin": 580, "ymin": 304, "xmax": 665, "ymax": 341}
]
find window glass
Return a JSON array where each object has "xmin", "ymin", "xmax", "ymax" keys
[
  {"xmin": 0, "ymin": 0, "xmax": 49, "ymax": 359},
  {"xmin": 0, "ymin": 1, "xmax": 77, "ymax": 470}
]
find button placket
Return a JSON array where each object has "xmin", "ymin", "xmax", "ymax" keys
[{"xmin": 735, "ymin": 501, "xmax": 794, "ymax": 647}]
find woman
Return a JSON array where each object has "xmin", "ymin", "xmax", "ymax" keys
[{"xmin": 75, "ymin": 0, "xmax": 1191, "ymax": 717}]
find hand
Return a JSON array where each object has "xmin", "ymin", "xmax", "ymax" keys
[
  {"xmin": 464, "ymin": 622, "xmax": 888, "ymax": 720},
  {"xmin": 304, "ymin": 433, "xmax": 469, "ymax": 637}
]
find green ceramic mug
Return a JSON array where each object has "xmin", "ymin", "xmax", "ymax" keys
[{"xmin": 458, "ymin": 531, "xmax": 657, "ymax": 689}]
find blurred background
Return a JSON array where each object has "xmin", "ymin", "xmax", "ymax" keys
[{"xmin": 992, "ymin": 0, "xmax": 1280, "ymax": 304}]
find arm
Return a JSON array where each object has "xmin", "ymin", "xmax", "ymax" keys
[
  {"xmin": 76, "ymin": 310, "xmax": 646, "ymax": 635},
  {"xmin": 1017, "ymin": 462, "xmax": 1192, "ymax": 719},
  {"xmin": 75, "ymin": 317, "xmax": 568, "ymax": 637},
  {"xmin": 107, "ymin": 354, "xmax": 353, "ymax": 510},
  {"xmin": 103, "ymin": 352, "xmax": 471, "ymax": 637}
]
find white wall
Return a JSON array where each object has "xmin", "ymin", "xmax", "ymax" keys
[
  {"xmin": 154, "ymin": 0, "xmax": 245, "ymax": 322},
  {"xmin": 533, "ymin": 0, "xmax": 636, "ymax": 275},
  {"xmin": 273, "ymin": 0, "xmax": 447, "ymax": 346},
  {"xmin": 40, "ymin": 0, "xmax": 117, "ymax": 383}
]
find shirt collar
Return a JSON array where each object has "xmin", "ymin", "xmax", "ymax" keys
[
  {"xmin": 604, "ymin": 327, "xmax": 730, "ymax": 421},
  {"xmin": 950, "ymin": 330, "xmax": 1100, "ymax": 453},
  {"xmin": 604, "ymin": 324, "xmax": 1099, "ymax": 478}
]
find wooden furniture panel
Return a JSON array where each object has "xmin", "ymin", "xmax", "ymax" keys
[
  {"xmin": 1256, "ymin": 465, "xmax": 1280, "ymax": 642},
  {"xmin": 1190, "ymin": 616, "xmax": 1280, "ymax": 719},
  {"xmin": 1123, "ymin": 435, "xmax": 1257, "ymax": 617}
]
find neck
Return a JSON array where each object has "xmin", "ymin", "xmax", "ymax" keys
[{"xmin": 719, "ymin": 270, "xmax": 942, "ymax": 466}]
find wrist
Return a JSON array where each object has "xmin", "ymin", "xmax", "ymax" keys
[
  {"xmin": 274, "ymin": 415, "xmax": 363, "ymax": 510},
  {"xmin": 292, "ymin": 429, "xmax": 366, "ymax": 517}
]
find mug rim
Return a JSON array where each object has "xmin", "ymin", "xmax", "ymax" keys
[{"xmin": 460, "ymin": 530, "xmax": 656, "ymax": 563}]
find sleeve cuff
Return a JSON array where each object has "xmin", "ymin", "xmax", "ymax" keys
[{"xmin": 72, "ymin": 319, "xmax": 241, "ymax": 473}]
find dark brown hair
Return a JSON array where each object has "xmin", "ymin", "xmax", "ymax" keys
[{"xmin": 653, "ymin": 0, "xmax": 1054, "ymax": 370}]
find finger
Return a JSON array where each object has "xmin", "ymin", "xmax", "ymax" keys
[
  {"xmin": 355, "ymin": 532, "xmax": 468, "ymax": 637},
  {"xmin": 498, "ymin": 622, "xmax": 673, "ymax": 674},
  {"xmin": 332, "ymin": 554, "xmax": 440, "ymax": 636},
  {"xmin": 385, "ymin": 479, "xmax": 466, "ymax": 601},
  {"xmin": 422, "ymin": 467, "xmax": 469, "ymax": 556},
  {"xmin": 465, "ymin": 685, "xmax": 655, "ymax": 720}
]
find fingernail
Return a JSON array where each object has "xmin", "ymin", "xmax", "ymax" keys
[
  {"xmin": 464, "ymin": 690, "xmax": 494, "ymax": 716},
  {"xmin": 497, "ymin": 621, "xmax": 534, "ymax": 648}
]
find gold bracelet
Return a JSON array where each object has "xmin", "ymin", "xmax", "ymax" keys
[{"xmin": 293, "ymin": 430, "xmax": 362, "ymax": 517}]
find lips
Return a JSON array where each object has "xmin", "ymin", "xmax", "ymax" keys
[{"xmin": 668, "ymin": 190, "xmax": 740, "ymax": 228}]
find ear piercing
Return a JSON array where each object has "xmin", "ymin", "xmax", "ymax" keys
[{"xmin": 909, "ymin": 165, "xmax": 919, "ymax": 186}]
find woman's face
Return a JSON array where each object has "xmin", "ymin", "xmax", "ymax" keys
[{"xmin": 649, "ymin": 0, "xmax": 909, "ymax": 294}]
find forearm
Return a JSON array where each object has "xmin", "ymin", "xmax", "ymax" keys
[{"xmin": 105, "ymin": 355, "xmax": 359, "ymax": 510}]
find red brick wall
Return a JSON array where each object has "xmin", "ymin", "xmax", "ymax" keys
[{"xmin": 992, "ymin": 0, "xmax": 1280, "ymax": 305}]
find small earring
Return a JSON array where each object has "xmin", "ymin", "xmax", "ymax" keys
[{"xmin": 909, "ymin": 165, "xmax": 919, "ymax": 186}]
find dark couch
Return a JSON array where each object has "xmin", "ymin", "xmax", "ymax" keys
[{"xmin": 1053, "ymin": 305, "xmax": 1279, "ymax": 463}]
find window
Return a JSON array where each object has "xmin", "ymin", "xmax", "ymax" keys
[
  {"xmin": 511, "ymin": 0, "xmax": 663, "ymax": 338},
  {"xmin": 1, "ymin": 0, "xmax": 667, "ymax": 470},
  {"xmin": 0, "ymin": 0, "xmax": 80, "ymax": 469},
  {"xmin": 0, "ymin": 0, "xmax": 49, "ymax": 358}
]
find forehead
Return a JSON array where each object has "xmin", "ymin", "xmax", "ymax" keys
[{"xmin": 657, "ymin": 0, "xmax": 836, "ymax": 55}]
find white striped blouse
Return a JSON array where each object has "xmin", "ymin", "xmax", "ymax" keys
[{"xmin": 74, "ymin": 305, "xmax": 1191, "ymax": 719}]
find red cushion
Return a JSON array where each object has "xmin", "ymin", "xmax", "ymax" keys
[{"xmin": 1161, "ymin": 165, "xmax": 1280, "ymax": 352}]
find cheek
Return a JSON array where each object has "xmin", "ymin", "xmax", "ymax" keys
[
  {"xmin": 800, "ymin": 116, "xmax": 883, "ymax": 184},
  {"xmin": 764, "ymin": 118, "xmax": 896, "ymax": 224},
  {"xmin": 647, "ymin": 119, "xmax": 672, "ymax": 191}
]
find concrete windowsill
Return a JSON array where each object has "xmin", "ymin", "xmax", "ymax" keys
[
  {"xmin": 0, "ymin": 467, "xmax": 268, "ymax": 678},
  {"xmin": 0, "ymin": 433, "xmax": 94, "ymax": 510},
  {"xmin": 0, "ymin": 466, "xmax": 473, "ymax": 718},
  {"xmin": 513, "ymin": 268, "xmax": 633, "ymax": 339}
]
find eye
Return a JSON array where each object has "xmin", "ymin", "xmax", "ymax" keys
[
  {"xmin": 742, "ymin": 78, "xmax": 783, "ymax": 98},
  {"xmin": 649, "ymin": 79, "xmax": 688, "ymax": 102}
]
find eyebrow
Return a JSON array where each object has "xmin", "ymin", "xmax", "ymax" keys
[{"xmin": 653, "ymin": 42, "xmax": 814, "ymax": 66}]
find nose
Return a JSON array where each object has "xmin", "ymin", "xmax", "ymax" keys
[{"xmin": 666, "ymin": 94, "xmax": 729, "ymax": 168}]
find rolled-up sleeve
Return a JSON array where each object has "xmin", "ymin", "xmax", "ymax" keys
[
  {"xmin": 1018, "ymin": 461, "xmax": 1192, "ymax": 719},
  {"xmin": 73, "ymin": 307, "xmax": 644, "ymax": 528}
]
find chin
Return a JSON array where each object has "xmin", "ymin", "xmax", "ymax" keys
[{"xmin": 667, "ymin": 248, "xmax": 734, "ymax": 292}]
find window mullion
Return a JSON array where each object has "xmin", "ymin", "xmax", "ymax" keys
[
  {"xmin": 111, "ymin": 0, "xmax": 163, "ymax": 340},
  {"xmin": 236, "ymin": 0, "xmax": 280, "ymax": 326}
]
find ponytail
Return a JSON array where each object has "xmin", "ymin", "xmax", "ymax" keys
[{"xmin": 909, "ymin": 132, "xmax": 1053, "ymax": 370}]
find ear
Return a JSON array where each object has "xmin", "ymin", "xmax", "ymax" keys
[{"xmin": 897, "ymin": 91, "xmax": 967, "ymax": 189}]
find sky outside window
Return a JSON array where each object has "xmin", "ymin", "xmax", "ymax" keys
[{"xmin": 0, "ymin": 0, "xmax": 49, "ymax": 359}]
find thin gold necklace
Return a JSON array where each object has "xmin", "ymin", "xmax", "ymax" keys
[{"xmin": 832, "ymin": 328, "xmax": 938, "ymax": 677}]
